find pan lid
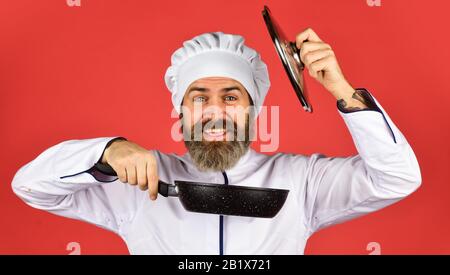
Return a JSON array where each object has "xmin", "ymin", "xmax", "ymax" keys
[{"xmin": 262, "ymin": 5, "xmax": 312, "ymax": 112}]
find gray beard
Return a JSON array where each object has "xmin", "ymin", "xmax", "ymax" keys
[
  {"xmin": 183, "ymin": 116, "xmax": 252, "ymax": 172},
  {"xmin": 185, "ymin": 140, "xmax": 250, "ymax": 172}
]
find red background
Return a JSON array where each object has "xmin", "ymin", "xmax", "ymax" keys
[{"xmin": 1, "ymin": 0, "xmax": 449, "ymax": 255}]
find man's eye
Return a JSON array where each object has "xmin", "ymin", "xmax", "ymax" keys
[
  {"xmin": 193, "ymin": 96, "xmax": 206, "ymax": 102},
  {"xmin": 224, "ymin": 96, "xmax": 237, "ymax": 101}
]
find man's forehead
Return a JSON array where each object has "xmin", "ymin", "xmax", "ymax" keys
[{"xmin": 188, "ymin": 77, "xmax": 245, "ymax": 88}]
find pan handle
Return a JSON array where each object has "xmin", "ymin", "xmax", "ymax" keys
[
  {"xmin": 289, "ymin": 41, "xmax": 303, "ymax": 69},
  {"xmin": 93, "ymin": 163, "xmax": 178, "ymax": 197}
]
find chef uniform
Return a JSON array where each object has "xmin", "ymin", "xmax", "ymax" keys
[{"xmin": 12, "ymin": 32, "xmax": 421, "ymax": 255}]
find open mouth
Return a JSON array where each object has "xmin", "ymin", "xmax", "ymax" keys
[{"xmin": 203, "ymin": 128, "xmax": 228, "ymax": 141}]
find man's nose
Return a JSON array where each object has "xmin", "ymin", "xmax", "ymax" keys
[
  {"xmin": 202, "ymin": 98, "xmax": 227, "ymax": 121},
  {"xmin": 202, "ymin": 106, "xmax": 226, "ymax": 122}
]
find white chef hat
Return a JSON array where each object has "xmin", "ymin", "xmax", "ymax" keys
[{"xmin": 164, "ymin": 32, "xmax": 270, "ymax": 115}]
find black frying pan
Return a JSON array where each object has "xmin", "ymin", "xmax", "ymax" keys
[
  {"xmin": 262, "ymin": 5, "xmax": 312, "ymax": 112},
  {"xmin": 94, "ymin": 163, "xmax": 289, "ymax": 218}
]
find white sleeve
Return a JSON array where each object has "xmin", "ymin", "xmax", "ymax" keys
[
  {"xmin": 11, "ymin": 137, "xmax": 142, "ymax": 235},
  {"xmin": 299, "ymin": 93, "xmax": 422, "ymax": 234}
]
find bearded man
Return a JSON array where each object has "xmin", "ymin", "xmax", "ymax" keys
[{"xmin": 12, "ymin": 30, "xmax": 421, "ymax": 254}]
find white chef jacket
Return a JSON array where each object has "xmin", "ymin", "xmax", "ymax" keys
[{"xmin": 11, "ymin": 93, "xmax": 421, "ymax": 255}]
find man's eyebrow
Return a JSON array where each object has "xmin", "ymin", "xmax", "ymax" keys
[
  {"xmin": 221, "ymin": 86, "xmax": 244, "ymax": 94},
  {"xmin": 187, "ymin": 86, "xmax": 244, "ymax": 95},
  {"xmin": 187, "ymin": 87, "xmax": 209, "ymax": 94}
]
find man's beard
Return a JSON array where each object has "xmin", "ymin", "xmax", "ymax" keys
[{"xmin": 183, "ymin": 115, "xmax": 252, "ymax": 172}]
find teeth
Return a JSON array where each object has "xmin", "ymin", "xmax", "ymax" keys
[{"xmin": 205, "ymin": 128, "xmax": 225, "ymax": 134}]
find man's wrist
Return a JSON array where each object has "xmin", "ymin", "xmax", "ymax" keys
[
  {"xmin": 337, "ymin": 88, "xmax": 380, "ymax": 113},
  {"xmin": 337, "ymin": 91, "xmax": 369, "ymax": 111},
  {"xmin": 99, "ymin": 137, "xmax": 127, "ymax": 164},
  {"xmin": 330, "ymin": 81, "xmax": 366, "ymax": 109},
  {"xmin": 329, "ymin": 80, "xmax": 355, "ymax": 99}
]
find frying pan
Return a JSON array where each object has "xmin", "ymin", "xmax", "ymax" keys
[
  {"xmin": 262, "ymin": 5, "xmax": 313, "ymax": 112},
  {"xmin": 94, "ymin": 163, "xmax": 289, "ymax": 218}
]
